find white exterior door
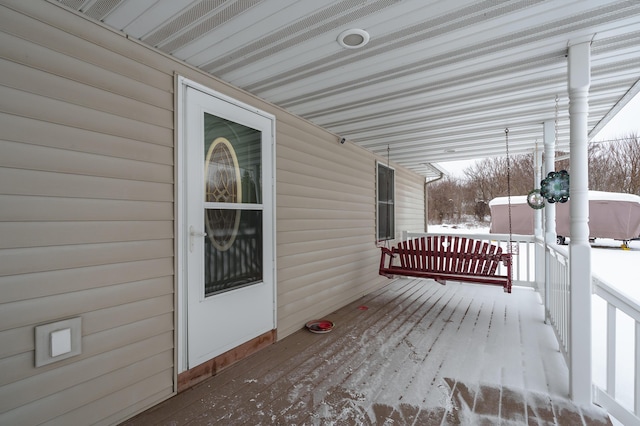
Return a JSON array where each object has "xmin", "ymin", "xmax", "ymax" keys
[{"xmin": 183, "ymin": 83, "xmax": 275, "ymax": 368}]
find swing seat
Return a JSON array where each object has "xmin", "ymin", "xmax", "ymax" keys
[{"xmin": 379, "ymin": 236, "xmax": 512, "ymax": 293}]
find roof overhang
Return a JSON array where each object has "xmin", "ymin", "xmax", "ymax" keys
[{"xmin": 52, "ymin": 0, "xmax": 640, "ymax": 176}]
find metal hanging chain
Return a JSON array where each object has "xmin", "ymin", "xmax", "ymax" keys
[
  {"xmin": 555, "ymin": 95, "xmax": 559, "ymax": 143},
  {"xmin": 534, "ymin": 139, "xmax": 539, "ymax": 177},
  {"xmin": 505, "ymin": 128, "xmax": 517, "ymax": 255}
]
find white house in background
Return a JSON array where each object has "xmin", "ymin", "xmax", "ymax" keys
[{"xmin": 1, "ymin": 1, "xmax": 640, "ymax": 424}]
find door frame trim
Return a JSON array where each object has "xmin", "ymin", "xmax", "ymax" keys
[{"xmin": 175, "ymin": 75, "xmax": 277, "ymax": 375}]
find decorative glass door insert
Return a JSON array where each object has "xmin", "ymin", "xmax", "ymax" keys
[{"xmin": 203, "ymin": 114, "xmax": 263, "ymax": 296}]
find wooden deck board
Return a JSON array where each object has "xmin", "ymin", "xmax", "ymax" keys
[{"xmin": 121, "ymin": 279, "xmax": 612, "ymax": 425}]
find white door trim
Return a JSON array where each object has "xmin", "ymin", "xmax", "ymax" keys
[{"xmin": 176, "ymin": 76, "xmax": 277, "ymax": 373}]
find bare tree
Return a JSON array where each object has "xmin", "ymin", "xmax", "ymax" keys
[
  {"xmin": 589, "ymin": 133, "xmax": 640, "ymax": 194},
  {"xmin": 427, "ymin": 177, "xmax": 465, "ymax": 223},
  {"xmin": 464, "ymin": 157, "xmax": 504, "ymax": 202},
  {"xmin": 464, "ymin": 154, "xmax": 534, "ymax": 200},
  {"xmin": 428, "ymin": 135, "xmax": 639, "ymax": 225}
]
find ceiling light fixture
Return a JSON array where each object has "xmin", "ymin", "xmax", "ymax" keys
[{"xmin": 337, "ymin": 29, "xmax": 370, "ymax": 49}]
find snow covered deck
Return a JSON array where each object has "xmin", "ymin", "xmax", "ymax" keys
[{"xmin": 123, "ymin": 279, "xmax": 612, "ymax": 425}]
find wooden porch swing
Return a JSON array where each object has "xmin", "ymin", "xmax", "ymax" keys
[
  {"xmin": 379, "ymin": 234, "xmax": 513, "ymax": 292},
  {"xmin": 379, "ymin": 129, "xmax": 515, "ymax": 293}
]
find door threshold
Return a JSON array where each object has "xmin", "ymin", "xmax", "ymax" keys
[{"xmin": 178, "ymin": 330, "xmax": 276, "ymax": 392}]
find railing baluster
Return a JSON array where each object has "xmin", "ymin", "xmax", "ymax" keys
[
  {"xmin": 524, "ymin": 242, "xmax": 529, "ymax": 281},
  {"xmin": 636, "ymin": 320, "xmax": 640, "ymax": 416},
  {"xmin": 607, "ymin": 302, "xmax": 616, "ymax": 397}
]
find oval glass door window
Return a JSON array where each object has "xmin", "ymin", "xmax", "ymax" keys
[{"xmin": 205, "ymin": 136, "xmax": 242, "ymax": 251}]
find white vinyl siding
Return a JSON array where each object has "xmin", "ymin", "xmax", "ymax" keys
[
  {"xmin": 0, "ymin": 2, "xmax": 175, "ymax": 424},
  {"xmin": 0, "ymin": 1, "xmax": 426, "ymax": 424},
  {"xmin": 276, "ymin": 119, "xmax": 387, "ymax": 336},
  {"xmin": 395, "ymin": 167, "xmax": 427, "ymax": 237}
]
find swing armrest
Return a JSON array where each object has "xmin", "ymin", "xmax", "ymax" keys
[
  {"xmin": 379, "ymin": 246, "xmax": 397, "ymax": 277},
  {"xmin": 380, "ymin": 246, "xmax": 396, "ymax": 257}
]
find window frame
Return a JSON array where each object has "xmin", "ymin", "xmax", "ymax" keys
[{"xmin": 376, "ymin": 161, "xmax": 396, "ymax": 241}]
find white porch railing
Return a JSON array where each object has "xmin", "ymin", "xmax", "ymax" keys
[
  {"xmin": 546, "ymin": 243, "xmax": 640, "ymax": 425},
  {"xmin": 546, "ymin": 244, "xmax": 570, "ymax": 360},
  {"xmin": 592, "ymin": 275, "xmax": 640, "ymax": 426},
  {"xmin": 403, "ymin": 231, "xmax": 640, "ymax": 425}
]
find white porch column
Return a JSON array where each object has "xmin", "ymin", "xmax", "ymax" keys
[
  {"xmin": 543, "ymin": 120, "xmax": 555, "ymax": 320},
  {"xmin": 568, "ymin": 41, "xmax": 592, "ymax": 406}
]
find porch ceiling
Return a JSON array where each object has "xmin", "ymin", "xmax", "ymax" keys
[{"xmin": 56, "ymin": 0, "xmax": 640, "ymax": 178}]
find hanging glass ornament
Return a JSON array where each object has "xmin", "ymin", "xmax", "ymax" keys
[
  {"xmin": 540, "ymin": 170, "xmax": 570, "ymax": 203},
  {"xmin": 527, "ymin": 189, "xmax": 546, "ymax": 209}
]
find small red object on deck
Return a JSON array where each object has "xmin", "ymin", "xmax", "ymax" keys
[
  {"xmin": 306, "ymin": 320, "xmax": 335, "ymax": 333},
  {"xmin": 379, "ymin": 236, "xmax": 512, "ymax": 293}
]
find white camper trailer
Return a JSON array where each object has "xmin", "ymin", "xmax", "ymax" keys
[{"xmin": 489, "ymin": 191, "xmax": 640, "ymax": 245}]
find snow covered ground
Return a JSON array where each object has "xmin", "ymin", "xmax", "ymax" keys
[{"xmin": 428, "ymin": 222, "xmax": 640, "ymax": 424}]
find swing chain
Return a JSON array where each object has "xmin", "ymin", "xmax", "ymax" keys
[
  {"xmin": 555, "ymin": 95, "xmax": 559, "ymax": 143},
  {"xmin": 505, "ymin": 128, "xmax": 518, "ymax": 255}
]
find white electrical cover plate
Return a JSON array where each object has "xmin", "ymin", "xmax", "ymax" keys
[
  {"xmin": 35, "ymin": 317, "xmax": 82, "ymax": 367},
  {"xmin": 50, "ymin": 328, "xmax": 72, "ymax": 357}
]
